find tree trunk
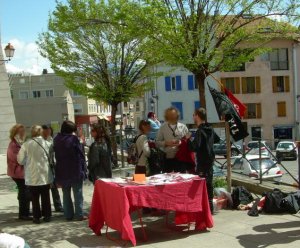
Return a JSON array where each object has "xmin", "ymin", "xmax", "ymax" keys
[
  {"xmin": 110, "ymin": 103, "xmax": 118, "ymax": 167},
  {"xmin": 196, "ymin": 72, "xmax": 207, "ymax": 118}
]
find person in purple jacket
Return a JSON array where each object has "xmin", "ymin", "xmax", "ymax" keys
[{"xmin": 54, "ymin": 121, "xmax": 87, "ymax": 221}]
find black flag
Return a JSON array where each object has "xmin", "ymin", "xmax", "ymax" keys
[{"xmin": 208, "ymin": 84, "xmax": 249, "ymax": 141}]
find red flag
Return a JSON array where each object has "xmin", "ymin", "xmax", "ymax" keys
[{"xmin": 224, "ymin": 88, "xmax": 246, "ymax": 118}]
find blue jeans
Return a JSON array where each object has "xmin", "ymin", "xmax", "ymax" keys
[{"xmin": 62, "ymin": 181, "xmax": 83, "ymax": 220}]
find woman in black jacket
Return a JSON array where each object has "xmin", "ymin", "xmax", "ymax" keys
[{"xmin": 88, "ymin": 124, "xmax": 112, "ymax": 183}]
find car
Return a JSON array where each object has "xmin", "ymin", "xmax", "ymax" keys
[
  {"xmin": 214, "ymin": 140, "xmax": 241, "ymax": 158},
  {"xmin": 246, "ymin": 140, "xmax": 272, "ymax": 157},
  {"xmin": 276, "ymin": 141, "xmax": 297, "ymax": 161},
  {"xmin": 213, "ymin": 164, "xmax": 225, "ymax": 177},
  {"xmin": 232, "ymin": 155, "xmax": 283, "ymax": 182}
]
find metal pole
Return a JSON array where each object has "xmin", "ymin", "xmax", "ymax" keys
[
  {"xmin": 225, "ymin": 122, "xmax": 232, "ymax": 193},
  {"xmin": 120, "ymin": 103, "xmax": 125, "ymax": 168},
  {"xmin": 297, "ymin": 141, "xmax": 300, "ymax": 189},
  {"xmin": 259, "ymin": 140, "xmax": 262, "ymax": 184}
]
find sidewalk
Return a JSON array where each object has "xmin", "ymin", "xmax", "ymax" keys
[{"xmin": 1, "ymin": 155, "xmax": 300, "ymax": 248}]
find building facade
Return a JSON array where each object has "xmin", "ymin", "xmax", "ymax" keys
[
  {"xmin": 10, "ymin": 73, "xmax": 111, "ymax": 137},
  {"xmin": 145, "ymin": 39, "xmax": 300, "ymax": 147}
]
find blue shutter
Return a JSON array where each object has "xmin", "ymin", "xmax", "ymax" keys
[
  {"xmin": 176, "ymin": 76, "xmax": 182, "ymax": 91},
  {"xmin": 171, "ymin": 102, "xmax": 183, "ymax": 120},
  {"xmin": 194, "ymin": 101, "xmax": 201, "ymax": 110},
  {"xmin": 188, "ymin": 75, "xmax": 194, "ymax": 90},
  {"xmin": 165, "ymin": 76, "xmax": 171, "ymax": 91}
]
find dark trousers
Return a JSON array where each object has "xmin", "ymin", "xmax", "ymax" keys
[
  {"xmin": 51, "ymin": 183, "xmax": 62, "ymax": 210},
  {"xmin": 163, "ymin": 158, "xmax": 188, "ymax": 173},
  {"xmin": 198, "ymin": 167, "xmax": 214, "ymax": 213},
  {"xmin": 29, "ymin": 184, "xmax": 51, "ymax": 219},
  {"xmin": 12, "ymin": 178, "xmax": 30, "ymax": 218},
  {"xmin": 135, "ymin": 165, "xmax": 147, "ymax": 174}
]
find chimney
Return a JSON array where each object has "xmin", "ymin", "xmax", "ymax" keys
[{"xmin": 42, "ymin": 69, "xmax": 48, "ymax": 74}]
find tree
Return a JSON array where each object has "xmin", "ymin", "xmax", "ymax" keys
[
  {"xmin": 141, "ymin": 0, "xmax": 299, "ymax": 112},
  {"xmin": 38, "ymin": 0, "xmax": 159, "ymax": 164}
]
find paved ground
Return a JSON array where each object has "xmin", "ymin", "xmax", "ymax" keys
[{"xmin": 1, "ymin": 154, "xmax": 300, "ymax": 248}]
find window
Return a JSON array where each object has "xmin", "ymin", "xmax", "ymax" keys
[
  {"xmin": 194, "ymin": 101, "xmax": 200, "ymax": 110},
  {"xmin": 165, "ymin": 76, "xmax": 182, "ymax": 91},
  {"xmin": 171, "ymin": 102, "xmax": 183, "ymax": 120},
  {"xmin": 123, "ymin": 102, "xmax": 128, "ymax": 108},
  {"xmin": 19, "ymin": 91, "xmax": 29, "ymax": 100},
  {"xmin": 45, "ymin": 90, "xmax": 54, "ymax": 97},
  {"xmin": 32, "ymin": 90, "xmax": 41, "ymax": 98},
  {"xmin": 272, "ymin": 76, "xmax": 290, "ymax": 93},
  {"xmin": 171, "ymin": 77, "xmax": 176, "ymax": 90},
  {"xmin": 74, "ymin": 104, "xmax": 83, "ymax": 114},
  {"xmin": 188, "ymin": 75, "xmax": 198, "ymax": 90},
  {"xmin": 277, "ymin": 102, "xmax": 286, "ymax": 117},
  {"xmin": 242, "ymin": 77, "xmax": 261, "ymax": 94},
  {"xmin": 261, "ymin": 48, "xmax": 289, "ymax": 70},
  {"xmin": 221, "ymin": 77, "xmax": 240, "ymax": 94},
  {"xmin": 19, "ymin": 78, "xmax": 25, "ymax": 84},
  {"xmin": 244, "ymin": 103, "xmax": 262, "ymax": 119},
  {"xmin": 136, "ymin": 101, "xmax": 140, "ymax": 112}
]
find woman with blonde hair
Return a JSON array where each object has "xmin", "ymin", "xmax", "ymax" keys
[
  {"xmin": 7, "ymin": 124, "xmax": 31, "ymax": 220},
  {"xmin": 17, "ymin": 125, "xmax": 54, "ymax": 224}
]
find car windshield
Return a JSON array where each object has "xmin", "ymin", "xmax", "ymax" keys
[
  {"xmin": 248, "ymin": 142, "xmax": 259, "ymax": 149},
  {"xmin": 248, "ymin": 159, "xmax": 275, "ymax": 170},
  {"xmin": 278, "ymin": 143, "xmax": 294, "ymax": 150}
]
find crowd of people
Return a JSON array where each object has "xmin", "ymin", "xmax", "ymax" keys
[
  {"xmin": 6, "ymin": 107, "xmax": 219, "ymax": 227},
  {"xmin": 135, "ymin": 107, "xmax": 220, "ymax": 212}
]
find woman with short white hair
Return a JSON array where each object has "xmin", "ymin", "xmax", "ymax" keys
[{"xmin": 18, "ymin": 125, "xmax": 54, "ymax": 224}]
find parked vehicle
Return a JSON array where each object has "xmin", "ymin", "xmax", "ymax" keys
[
  {"xmin": 246, "ymin": 140, "xmax": 272, "ymax": 157},
  {"xmin": 276, "ymin": 141, "xmax": 297, "ymax": 161},
  {"xmin": 213, "ymin": 164, "xmax": 225, "ymax": 177},
  {"xmin": 214, "ymin": 140, "xmax": 241, "ymax": 158},
  {"xmin": 232, "ymin": 155, "xmax": 283, "ymax": 182}
]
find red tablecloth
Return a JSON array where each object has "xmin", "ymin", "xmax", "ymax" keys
[{"xmin": 89, "ymin": 178, "xmax": 213, "ymax": 246}]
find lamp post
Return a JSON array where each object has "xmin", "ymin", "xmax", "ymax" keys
[{"xmin": 1, "ymin": 43, "xmax": 15, "ymax": 63}]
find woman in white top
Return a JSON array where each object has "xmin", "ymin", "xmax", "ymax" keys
[
  {"xmin": 135, "ymin": 120, "xmax": 151, "ymax": 174},
  {"xmin": 17, "ymin": 125, "xmax": 53, "ymax": 224},
  {"xmin": 156, "ymin": 107, "xmax": 189, "ymax": 173}
]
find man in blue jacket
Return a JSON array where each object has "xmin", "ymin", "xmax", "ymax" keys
[{"xmin": 147, "ymin": 112, "xmax": 161, "ymax": 140}]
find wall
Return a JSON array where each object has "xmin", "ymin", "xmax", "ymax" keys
[{"xmin": 0, "ymin": 43, "xmax": 16, "ymax": 154}]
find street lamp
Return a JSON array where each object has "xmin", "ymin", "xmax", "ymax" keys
[{"xmin": 1, "ymin": 43, "xmax": 15, "ymax": 63}]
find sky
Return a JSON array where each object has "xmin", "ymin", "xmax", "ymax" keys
[{"xmin": 0, "ymin": 0, "xmax": 60, "ymax": 75}]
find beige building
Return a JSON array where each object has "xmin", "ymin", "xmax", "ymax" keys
[
  {"xmin": 10, "ymin": 73, "xmax": 111, "ymax": 137},
  {"xmin": 220, "ymin": 39, "xmax": 300, "ymax": 147}
]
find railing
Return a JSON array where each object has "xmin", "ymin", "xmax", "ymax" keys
[{"xmin": 215, "ymin": 139, "xmax": 300, "ymax": 189}]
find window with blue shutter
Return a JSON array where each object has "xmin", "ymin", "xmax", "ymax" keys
[
  {"xmin": 176, "ymin": 76, "xmax": 182, "ymax": 91},
  {"xmin": 165, "ymin": 76, "xmax": 171, "ymax": 91},
  {"xmin": 171, "ymin": 102, "xmax": 183, "ymax": 120},
  {"xmin": 188, "ymin": 75, "xmax": 195, "ymax": 90},
  {"xmin": 194, "ymin": 101, "xmax": 201, "ymax": 110}
]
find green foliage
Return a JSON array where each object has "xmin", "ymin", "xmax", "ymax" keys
[
  {"xmin": 213, "ymin": 177, "xmax": 227, "ymax": 189},
  {"xmin": 140, "ymin": 0, "xmax": 299, "ymax": 75},
  {"xmin": 38, "ymin": 0, "xmax": 160, "ymax": 106}
]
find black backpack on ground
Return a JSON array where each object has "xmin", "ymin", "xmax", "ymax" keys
[
  {"xmin": 280, "ymin": 191, "xmax": 300, "ymax": 214},
  {"xmin": 263, "ymin": 188, "xmax": 287, "ymax": 214},
  {"xmin": 232, "ymin": 186, "xmax": 254, "ymax": 209},
  {"xmin": 147, "ymin": 147, "xmax": 166, "ymax": 176}
]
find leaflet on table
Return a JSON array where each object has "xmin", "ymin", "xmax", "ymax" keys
[{"xmin": 98, "ymin": 174, "xmax": 199, "ymax": 186}]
